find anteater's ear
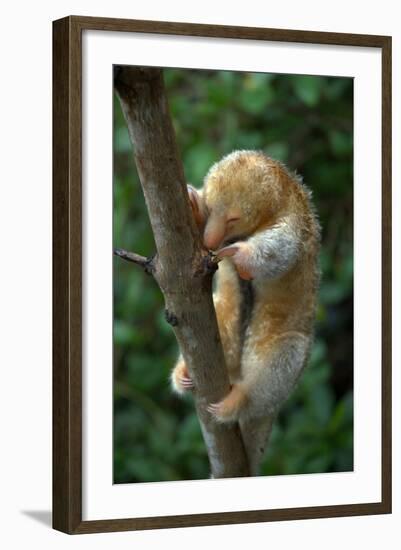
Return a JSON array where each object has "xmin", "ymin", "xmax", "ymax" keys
[{"xmin": 187, "ymin": 185, "xmax": 207, "ymax": 228}]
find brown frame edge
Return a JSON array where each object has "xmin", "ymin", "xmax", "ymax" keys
[{"xmin": 52, "ymin": 15, "xmax": 392, "ymax": 535}]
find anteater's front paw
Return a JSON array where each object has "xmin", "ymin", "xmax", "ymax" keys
[{"xmin": 216, "ymin": 242, "xmax": 254, "ymax": 281}]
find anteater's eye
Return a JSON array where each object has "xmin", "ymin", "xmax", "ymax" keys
[{"xmin": 227, "ymin": 217, "xmax": 240, "ymax": 225}]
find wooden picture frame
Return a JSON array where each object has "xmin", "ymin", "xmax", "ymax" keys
[{"xmin": 53, "ymin": 15, "xmax": 392, "ymax": 534}]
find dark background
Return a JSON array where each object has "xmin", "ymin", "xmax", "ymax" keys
[{"xmin": 113, "ymin": 68, "xmax": 353, "ymax": 483}]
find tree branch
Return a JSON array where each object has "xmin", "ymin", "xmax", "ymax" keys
[
  {"xmin": 114, "ymin": 66, "xmax": 249, "ymax": 478},
  {"xmin": 113, "ymin": 248, "xmax": 154, "ymax": 275}
]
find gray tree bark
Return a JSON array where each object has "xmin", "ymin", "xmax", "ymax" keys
[{"xmin": 114, "ymin": 66, "xmax": 249, "ymax": 478}]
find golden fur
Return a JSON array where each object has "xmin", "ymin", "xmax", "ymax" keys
[{"xmin": 171, "ymin": 150, "xmax": 321, "ymax": 474}]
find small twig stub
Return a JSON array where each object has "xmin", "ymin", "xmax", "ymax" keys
[
  {"xmin": 114, "ymin": 248, "xmax": 155, "ymax": 275},
  {"xmin": 164, "ymin": 309, "xmax": 179, "ymax": 327}
]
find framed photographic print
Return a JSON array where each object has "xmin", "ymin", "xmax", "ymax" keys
[{"xmin": 53, "ymin": 15, "xmax": 392, "ymax": 534}]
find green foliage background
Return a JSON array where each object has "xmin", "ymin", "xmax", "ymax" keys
[{"xmin": 113, "ymin": 69, "xmax": 353, "ymax": 483}]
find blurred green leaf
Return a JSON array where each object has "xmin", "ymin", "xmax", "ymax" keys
[
  {"xmin": 292, "ymin": 75, "xmax": 323, "ymax": 107},
  {"xmin": 184, "ymin": 143, "xmax": 218, "ymax": 184},
  {"xmin": 114, "ymin": 126, "xmax": 132, "ymax": 153},
  {"xmin": 265, "ymin": 142, "xmax": 289, "ymax": 162},
  {"xmin": 329, "ymin": 130, "xmax": 353, "ymax": 157},
  {"xmin": 238, "ymin": 75, "xmax": 274, "ymax": 114}
]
